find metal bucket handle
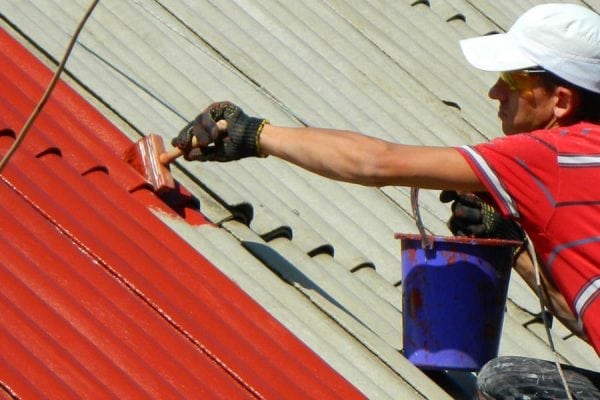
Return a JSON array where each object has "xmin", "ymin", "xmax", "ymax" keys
[{"xmin": 410, "ymin": 187, "xmax": 433, "ymax": 249}]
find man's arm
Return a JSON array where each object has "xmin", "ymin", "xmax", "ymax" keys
[
  {"xmin": 513, "ymin": 250, "xmax": 585, "ymax": 339},
  {"xmin": 173, "ymin": 101, "xmax": 483, "ymax": 192},
  {"xmin": 260, "ymin": 125, "xmax": 484, "ymax": 191}
]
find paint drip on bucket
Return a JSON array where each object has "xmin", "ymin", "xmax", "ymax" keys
[
  {"xmin": 397, "ymin": 233, "xmax": 519, "ymax": 371},
  {"xmin": 398, "ymin": 189, "xmax": 521, "ymax": 371}
]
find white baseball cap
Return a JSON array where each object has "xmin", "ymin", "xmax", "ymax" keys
[{"xmin": 460, "ymin": 3, "xmax": 600, "ymax": 94}]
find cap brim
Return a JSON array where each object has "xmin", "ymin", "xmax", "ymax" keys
[{"xmin": 460, "ymin": 33, "xmax": 538, "ymax": 72}]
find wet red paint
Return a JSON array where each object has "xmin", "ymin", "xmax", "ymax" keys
[
  {"xmin": 408, "ymin": 288, "xmax": 423, "ymax": 319},
  {"xmin": 0, "ymin": 27, "xmax": 366, "ymax": 399},
  {"xmin": 395, "ymin": 233, "xmax": 521, "ymax": 247}
]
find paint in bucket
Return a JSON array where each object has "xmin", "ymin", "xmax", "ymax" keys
[{"xmin": 397, "ymin": 233, "xmax": 519, "ymax": 371}]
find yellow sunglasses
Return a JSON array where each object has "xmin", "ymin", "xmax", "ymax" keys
[{"xmin": 499, "ymin": 69, "xmax": 547, "ymax": 91}]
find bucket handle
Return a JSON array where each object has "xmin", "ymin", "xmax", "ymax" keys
[{"xmin": 410, "ymin": 187, "xmax": 433, "ymax": 249}]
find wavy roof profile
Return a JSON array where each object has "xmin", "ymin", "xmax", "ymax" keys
[
  {"xmin": 1, "ymin": 1, "xmax": 599, "ymax": 399},
  {"xmin": 0, "ymin": 28, "xmax": 365, "ymax": 399}
]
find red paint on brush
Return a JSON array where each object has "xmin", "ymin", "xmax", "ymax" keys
[{"xmin": 123, "ymin": 134, "xmax": 176, "ymax": 194}]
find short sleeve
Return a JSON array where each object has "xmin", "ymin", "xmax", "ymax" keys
[{"xmin": 456, "ymin": 132, "xmax": 559, "ymax": 229}]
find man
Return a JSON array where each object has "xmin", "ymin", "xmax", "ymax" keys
[{"xmin": 173, "ymin": 4, "xmax": 600, "ymax": 399}]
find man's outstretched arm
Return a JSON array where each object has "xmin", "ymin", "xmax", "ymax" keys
[{"xmin": 260, "ymin": 124, "xmax": 483, "ymax": 191}]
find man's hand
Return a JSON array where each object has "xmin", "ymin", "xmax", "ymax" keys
[
  {"xmin": 172, "ymin": 101, "xmax": 269, "ymax": 161},
  {"xmin": 439, "ymin": 190, "xmax": 525, "ymax": 242}
]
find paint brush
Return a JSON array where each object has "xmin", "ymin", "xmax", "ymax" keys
[
  {"xmin": 123, "ymin": 120, "xmax": 226, "ymax": 194},
  {"xmin": 123, "ymin": 134, "xmax": 180, "ymax": 194}
]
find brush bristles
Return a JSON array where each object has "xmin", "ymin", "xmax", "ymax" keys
[{"xmin": 124, "ymin": 134, "xmax": 175, "ymax": 194}]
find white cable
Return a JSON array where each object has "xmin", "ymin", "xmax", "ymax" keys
[{"xmin": 526, "ymin": 237, "xmax": 574, "ymax": 400}]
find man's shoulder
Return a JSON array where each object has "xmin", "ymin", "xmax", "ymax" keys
[
  {"xmin": 526, "ymin": 122, "xmax": 600, "ymax": 151},
  {"xmin": 529, "ymin": 122, "xmax": 600, "ymax": 137},
  {"xmin": 464, "ymin": 122, "xmax": 600, "ymax": 156}
]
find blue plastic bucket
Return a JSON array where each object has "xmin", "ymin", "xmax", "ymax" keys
[{"xmin": 396, "ymin": 233, "xmax": 519, "ymax": 371}]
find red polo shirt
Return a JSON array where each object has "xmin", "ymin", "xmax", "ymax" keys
[{"xmin": 458, "ymin": 122, "xmax": 600, "ymax": 355}]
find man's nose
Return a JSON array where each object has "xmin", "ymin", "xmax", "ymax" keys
[{"xmin": 488, "ymin": 78, "xmax": 508, "ymax": 101}]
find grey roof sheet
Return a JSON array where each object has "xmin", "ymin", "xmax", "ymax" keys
[{"xmin": 3, "ymin": 0, "xmax": 599, "ymax": 398}]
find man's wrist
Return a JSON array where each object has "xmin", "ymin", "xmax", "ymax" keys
[{"xmin": 255, "ymin": 119, "xmax": 270, "ymax": 158}]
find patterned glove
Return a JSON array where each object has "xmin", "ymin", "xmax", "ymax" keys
[
  {"xmin": 172, "ymin": 101, "xmax": 269, "ymax": 161},
  {"xmin": 439, "ymin": 190, "xmax": 525, "ymax": 242}
]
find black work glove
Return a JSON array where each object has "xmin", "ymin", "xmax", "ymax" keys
[
  {"xmin": 439, "ymin": 190, "xmax": 525, "ymax": 242},
  {"xmin": 172, "ymin": 101, "xmax": 269, "ymax": 161}
]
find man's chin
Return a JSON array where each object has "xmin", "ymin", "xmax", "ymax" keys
[{"xmin": 501, "ymin": 122, "xmax": 516, "ymax": 135}]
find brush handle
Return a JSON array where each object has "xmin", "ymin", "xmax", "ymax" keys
[
  {"xmin": 160, "ymin": 120, "xmax": 227, "ymax": 165},
  {"xmin": 159, "ymin": 146, "xmax": 187, "ymax": 165}
]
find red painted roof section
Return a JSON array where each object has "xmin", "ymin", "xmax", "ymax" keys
[{"xmin": 0, "ymin": 27, "xmax": 365, "ymax": 399}]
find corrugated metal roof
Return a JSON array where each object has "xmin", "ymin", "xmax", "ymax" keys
[
  {"xmin": 0, "ymin": 27, "xmax": 366, "ymax": 399},
  {"xmin": 2, "ymin": 0, "xmax": 599, "ymax": 398}
]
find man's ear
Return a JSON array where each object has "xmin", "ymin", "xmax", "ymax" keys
[{"xmin": 553, "ymin": 86, "xmax": 581, "ymax": 120}]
